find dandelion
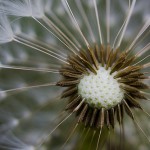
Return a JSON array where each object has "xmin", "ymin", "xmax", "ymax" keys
[{"xmin": 0, "ymin": 0, "xmax": 150, "ymax": 150}]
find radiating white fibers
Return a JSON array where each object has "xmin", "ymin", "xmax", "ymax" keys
[
  {"xmin": 0, "ymin": 0, "xmax": 31, "ymax": 17},
  {"xmin": 0, "ymin": 0, "xmax": 44, "ymax": 18},
  {"xmin": 0, "ymin": 132, "xmax": 35, "ymax": 150},
  {"xmin": 0, "ymin": 14, "xmax": 13, "ymax": 43}
]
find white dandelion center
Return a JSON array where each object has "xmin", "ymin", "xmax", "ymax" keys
[{"xmin": 78, "ymin": 66, "xmax": 124, "ymax": 109}]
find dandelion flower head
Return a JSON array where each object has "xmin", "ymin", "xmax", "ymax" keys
[{"xmin": 0, "ymin": 0, "xmax": 150, "ymax": 149}]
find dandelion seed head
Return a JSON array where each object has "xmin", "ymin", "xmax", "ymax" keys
[
  {"xmin": 57, "ymin": 35, "xmax": 149, "ymax": 130},
  {"xmin": 0, "ymin": 0, "xmax": 150, "ymax": 149}
]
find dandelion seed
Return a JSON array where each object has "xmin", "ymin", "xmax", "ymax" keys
[{"xmin": 0, "ymin": 0, "xmax": 150, "ymax": 150}]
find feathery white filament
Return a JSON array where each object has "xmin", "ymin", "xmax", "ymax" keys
[
  {"xmin": 1, "ymin": 0, "xmax": 77, "ymax": 54},
  {"xmin": 62, "ymin": 0, "xmax": 90, "ymax": 48},
  {"xmin": 78, "ymin": 67, "xmax": 124, "ymax": 109},
  {"xmin": 0, "ymin": 0, "xmax": 31, "ymax": 16},
  {"xmin": 75, "ymin": 0, "xmax": 96, "ymax": 43},
  {"xmin": 136, "ymin": 43, "xmax": 150, "ymax": 58},
  {"xmin": 0, "ymin": 0, "xmax": 44, "ymax": 18},
  {"xmin": 93, "ymin": 0, "xmax": 103, "ymax": 44},
  {"xmin": 133, "ymin": 55, "xmax": 150, "ymax": 66},
  {"xmin": 29, "ymin": 0, "xmax": 44, "ymax": 18},
  {"xmin": 127, "ymin": 18, "xmax": 150, "ymax": 52},
  {"xmin": 49, "ymin": 12, "xmax": 82, "ymax": 48},
  {"xmin": 0, "ymin": 64, "xmax": 59, "ymax": 73},
  {"xmin": 0, "ymin": 15, "xmax": 13, "ymax": 44},
  {"xmin": 42, "ymin": 16, "xmax": 80, "ymax": 52},
  {"xmin": 116, "ymin": 0, "xmax": 136, "ymax": 48},
  {"xmin": 0, "ymin": 132, "xmax": 35, "ymax": 150},
  {"xmin": 106, "ymin": 0, "xmax": 110, "ymax": 44}
]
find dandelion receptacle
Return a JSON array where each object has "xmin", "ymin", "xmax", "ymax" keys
[{"xmin": 0, "ymin": 0, "xmax": 150, "ymax": 149}]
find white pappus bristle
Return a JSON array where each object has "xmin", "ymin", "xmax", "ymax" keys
[
  {"xmin": 0, "ymin": 0, "xmax": 44, "ymax": 18},
  {"xmin": 0, "ymin": 14, "xmax": 13, "ymax": 44}
]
